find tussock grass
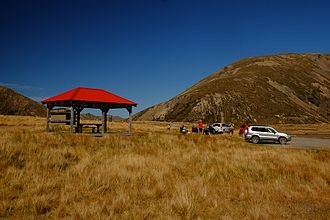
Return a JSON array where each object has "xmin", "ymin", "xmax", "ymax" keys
[{"xmin": 0, "ymin": 115, "xmax": 329, "ymax": 219}]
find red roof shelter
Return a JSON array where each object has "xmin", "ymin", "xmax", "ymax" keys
[{"xmin": 42, "ymin": 87, "xmax": 137, "ymax": 135}]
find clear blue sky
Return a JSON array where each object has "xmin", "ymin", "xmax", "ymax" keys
[{"xmin": 1, "ymin": 0, "xmax": 330, "ymax": 116}]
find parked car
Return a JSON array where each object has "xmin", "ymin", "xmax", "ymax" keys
[
  {"xmin": 244, "ymin": 125, "xmax": 291, "ymax": 144},
  {"xmin": 209, "ymin": 123, "xmax": 233, "ymax": 134}
]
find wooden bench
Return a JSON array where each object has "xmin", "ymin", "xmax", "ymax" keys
[
  {"xmin": 76, "ymin": 123, "xmax": 102, "ymax": 133},
  {"xmin": 50, "ymin": 108, "xmax": 72, "ymax": 125}
]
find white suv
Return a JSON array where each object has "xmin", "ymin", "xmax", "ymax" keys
[
  {"xmin": 244, "ymin": 126, "xmax": 291, "ymax": 144},
  {"xmin": 209, "ymin": 123, "xmax": 232, "ymax": 134}
]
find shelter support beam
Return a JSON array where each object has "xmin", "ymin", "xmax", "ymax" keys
[
  {"xmin": 73, "ymin": 106, "xmax": 84, "ymax": 133},
  {"xmin": 101, "ymin": 108, "xmax": 109, "ymax": 134},
  {"xmin": 45, "ymin": 105, "xmax": 53, "ymax": 132},
  {"xmin": 70, "ymin": 107, "xmax": 74, "ymax": 133},
  {"xmin": 127, "ymin": 106, "xmax": 132, "ymax": 135},
  {"xmin": 46, "ymin": 108, "xmax": 50, "ymax": 132},
  {"xmin": 77, "ymin": 111, "xmax": 80, "ymax": 133}
]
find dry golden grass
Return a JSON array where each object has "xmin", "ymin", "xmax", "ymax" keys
[{"xmin": 0, "ymin": 115, "xmax": 329, "ymax": 219}]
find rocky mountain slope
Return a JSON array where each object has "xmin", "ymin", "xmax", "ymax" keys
[
  {"xmin": 0, "ymin": 86, "xmax": 46, "ymax": 117},
  {"xmin": 135, "ymin": 53, "xmax": 330, "ymax": 124}
]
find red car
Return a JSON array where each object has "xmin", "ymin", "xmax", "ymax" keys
[{"xmin": 239, "ymin": 124, "xmax": 249, "ymax": 135}]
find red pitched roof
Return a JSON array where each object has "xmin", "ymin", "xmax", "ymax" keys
[{"xmin": 42, "ymin": 87, "xmax": 137, "ymax": 105}]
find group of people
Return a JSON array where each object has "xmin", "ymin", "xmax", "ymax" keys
[{"xmin": 178, "ymin": 119, "xmax": 204, "ymax": 134}]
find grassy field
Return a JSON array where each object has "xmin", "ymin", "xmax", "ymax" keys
[{"xmin": 0, "ymin": 115, "xmax": 329, "ymax": 219}]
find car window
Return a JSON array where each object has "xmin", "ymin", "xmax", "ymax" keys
[
  {"xmin": 251, "ymin": 127, "xmax": 259, "ymax": 131},
  {"xmin": 268, "ymin": 128, "xmax": 276, "ymax": 133},
  {"xmin": 260, "ymin": 128, "xmax": 269, "ymax": 132}
]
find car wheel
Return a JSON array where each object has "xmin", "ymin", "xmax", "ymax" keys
[
  {"xmin": 251, "ymin": 136, "xmax": 260, "ymax": 144},
  {"xmin": 279, "ymin": 137, "xmax": 287, "ymax": 145}
]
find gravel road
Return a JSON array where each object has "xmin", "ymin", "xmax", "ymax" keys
[
  {"xmin": 289, "ymin": 136, "xmax": 330, "ymax": 148},
  {"xmin": 266, "ymin": 136, "xmax": 330, "ymax": 148}
]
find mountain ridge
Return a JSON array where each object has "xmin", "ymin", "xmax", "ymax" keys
[
  {"xmin": 134, "ymin": 53, "xmax": 330, "ymax": 124},
  {"xmin": 0, "ymin": 86, "xmax": 46, "ymax": 117}
]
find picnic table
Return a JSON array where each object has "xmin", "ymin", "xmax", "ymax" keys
[{"xmin": 76, "ymin": 123, "xmax": 102, "ymax": 133}]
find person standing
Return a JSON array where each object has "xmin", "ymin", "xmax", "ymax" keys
[
  {"xmin": 229, "ymin": 123, "xmax": 234, "ymax": 135},
  {"xmin": 198, "ymin": 119, "xmax": 203, "ymax": 133}
]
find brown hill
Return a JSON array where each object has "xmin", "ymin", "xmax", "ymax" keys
[
  {"xmin": 0, "ymin": 86, "xmax": 46, "ymax": 117},
  {"xmin": 80, "ymin": 113, "xmax": 102, "ymax": 121},
  {"xmin": 135, "ymin": 53, "xmax": 330, "ymax": 124},
  {"xmin": 81, "ymin": 113, "xmax": 125, "ymax": 122}
]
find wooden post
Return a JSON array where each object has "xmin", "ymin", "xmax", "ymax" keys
[
  {"xmin": 46, "ymin": 107, "xmax": 50, "ymax": 132},
  {"xmin": 127, "ymin": 106, "xmax": 132, "ymax": 135},
  {"xmin": 76, "ymin": 110, "xmax": 80, "ymax": 133},
  {"xmin": 70, "ymin": 107, "xmax": 74, "ymax": 133},
  {"xmin": 75, "ymin": 107, "xmax": 83, "ymax": 133},
  {"xmin": 101, "ymin": 108, "xmax": 108, "ymax": 134}
]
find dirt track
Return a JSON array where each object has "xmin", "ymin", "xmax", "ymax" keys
[
  {"xmin": 267, "ymin": 136, "xmax": 330, "ymax": 148},
  {"xmin": 289, "ymin": 136, "xmax": 330, "ymax": 148}
]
